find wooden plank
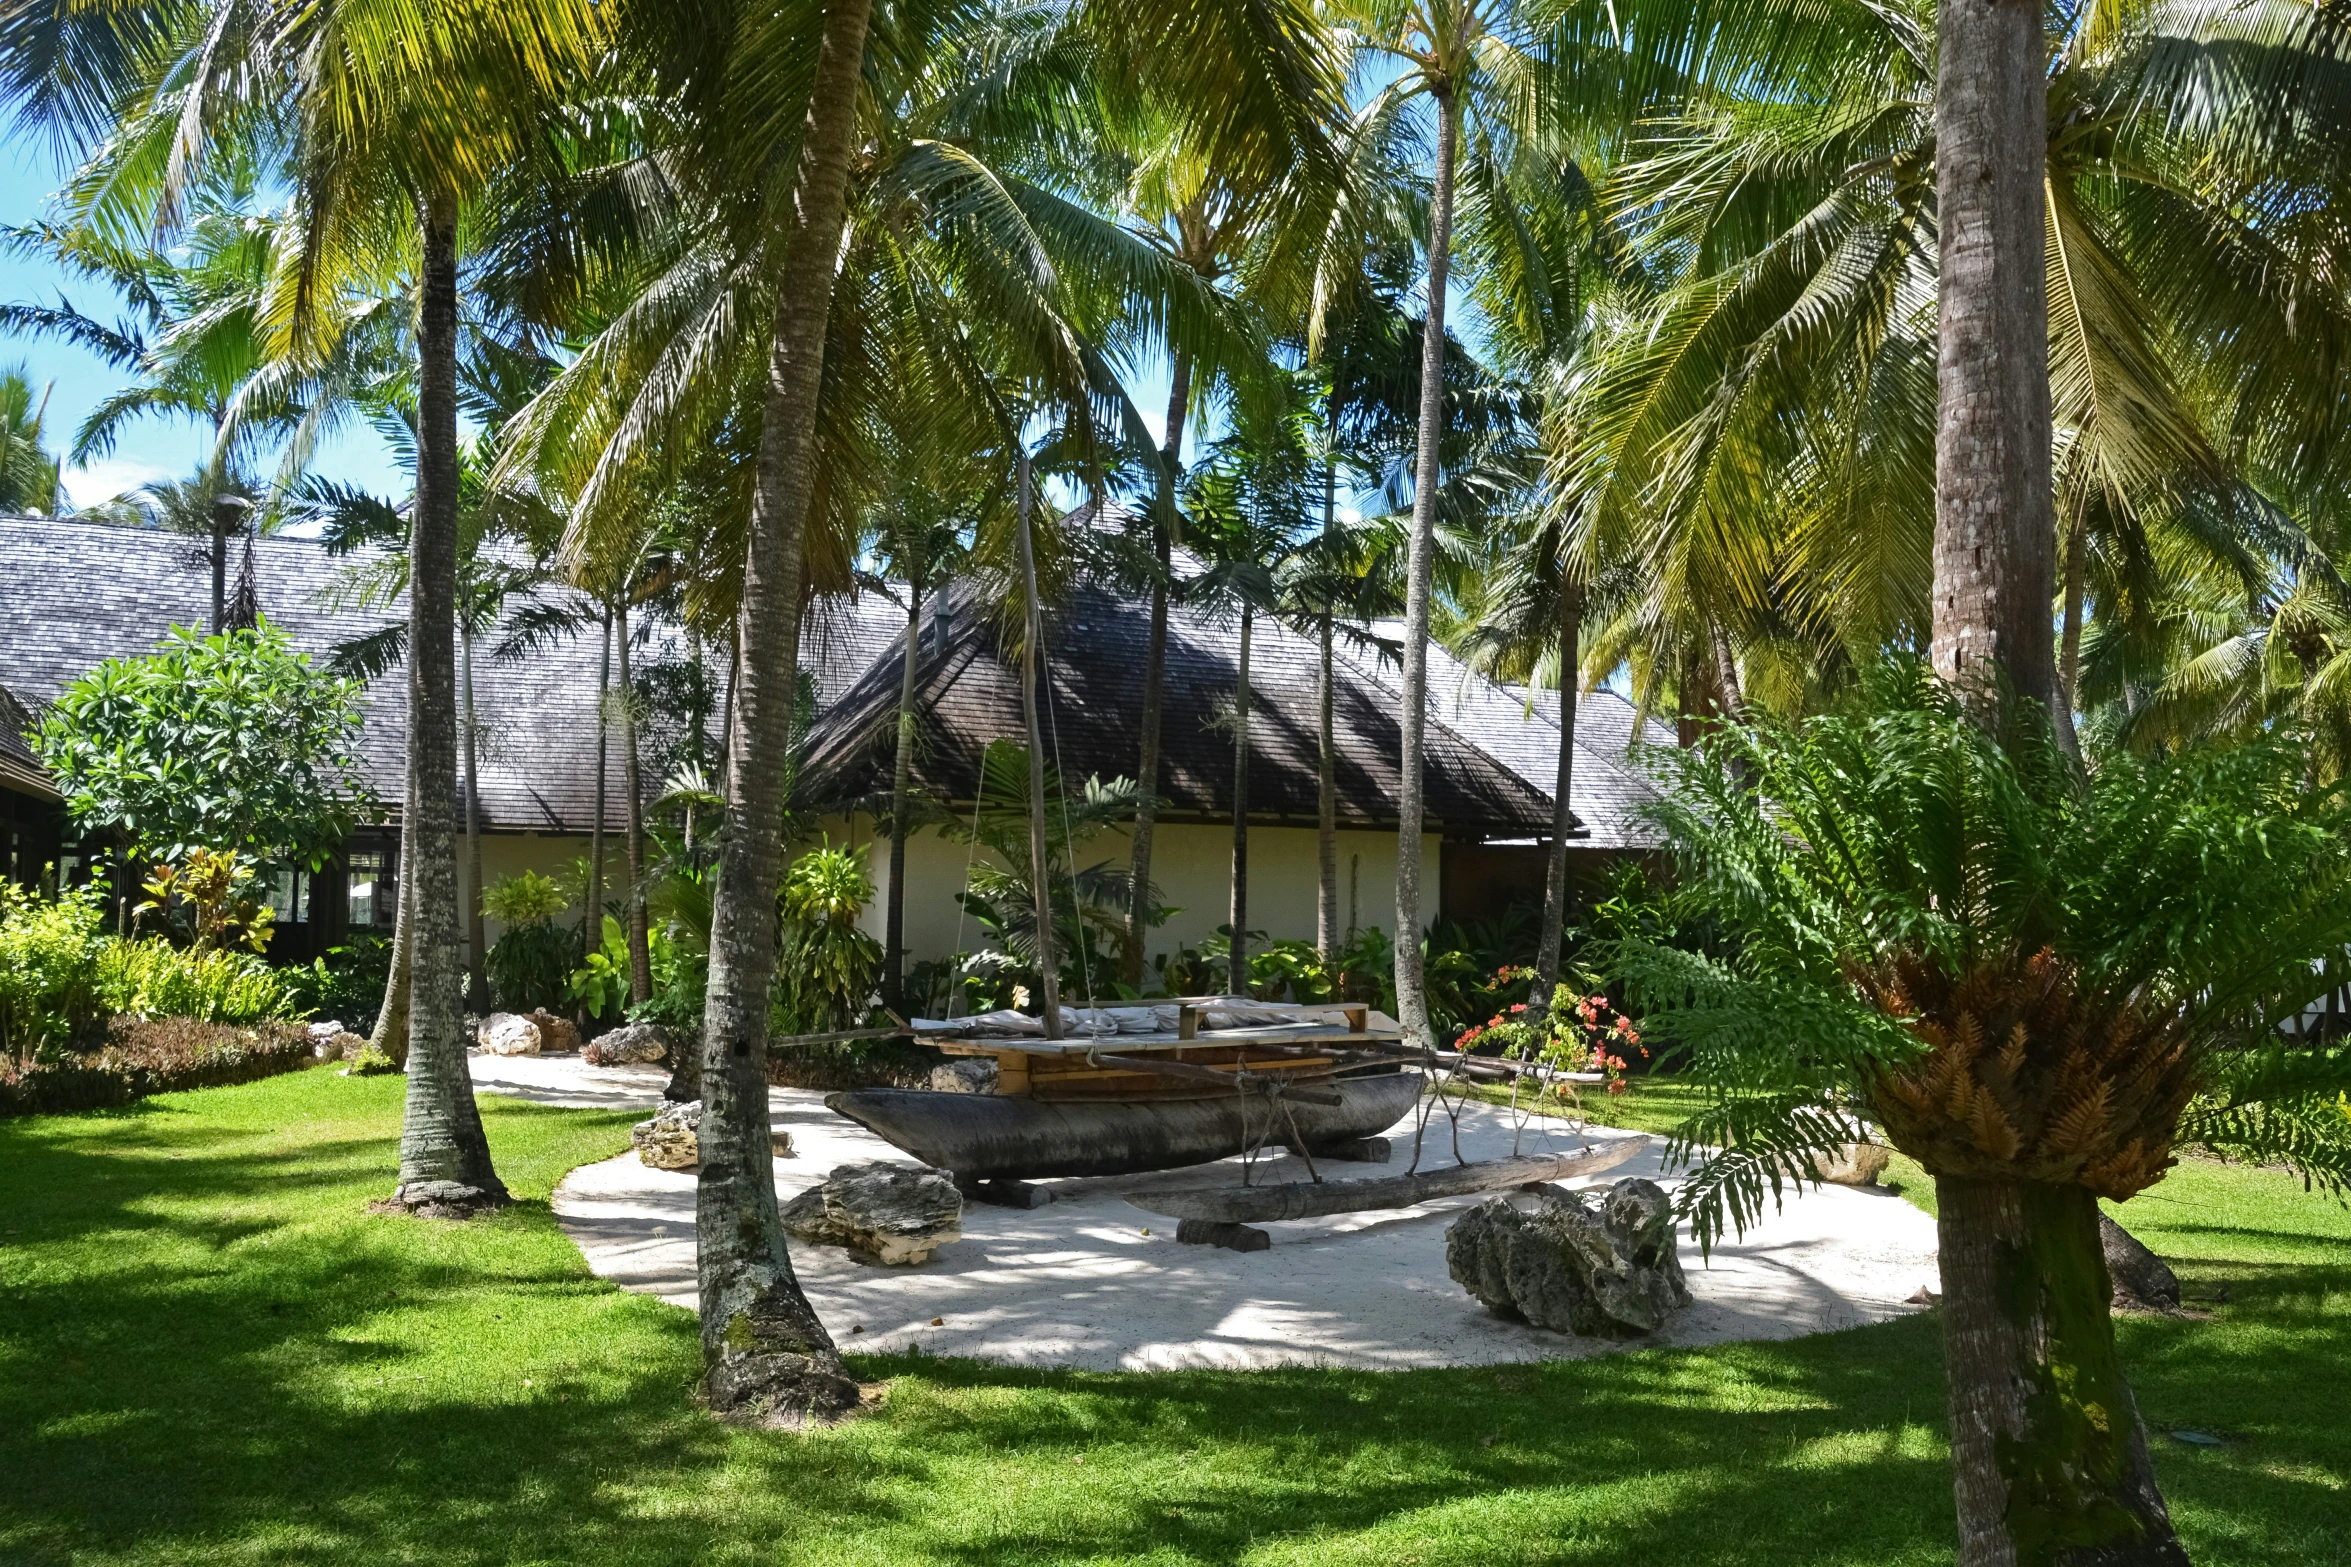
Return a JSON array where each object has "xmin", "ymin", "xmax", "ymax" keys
[{"xmin": 1119, "ymin": 1141, "xmax": 1646, "ymax": 1224}]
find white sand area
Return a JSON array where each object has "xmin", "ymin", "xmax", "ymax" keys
[{"xmin": 472, "ymin": 1051, "xmax": 1941, "ymax": 1372}]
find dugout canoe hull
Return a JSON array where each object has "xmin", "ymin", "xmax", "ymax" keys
[{"xmin": 825, "ymin": 1070, "xmax": 1425, "ymax": 1181}]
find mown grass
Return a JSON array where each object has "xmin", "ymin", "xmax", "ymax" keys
[{"xmin": 1, "ymin": 1065, "xmax": 2344, "ymax": 1565}]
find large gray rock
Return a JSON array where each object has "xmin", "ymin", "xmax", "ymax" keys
[
  {"xmin": 1446, "ymin": 1177, "xmax": 1693, "ymax": 1337},
  {"xmin": 782, "ymin": 1160, "xmax": 963, "ymax": 1265},
  {"xmin": 633, "ymin": 1100, "xmax": 702, "ymax": 1170},
  {"xmin": 929, "ymin": 1058, "xmax": 999, "ymax": 1094},
  {"xmin": 478, "ymin": 1012, "xmax": 542, "ymax": 1056},
  {"xmin": 585, "ymin": 1022, "xmax": 674, "ymax": 1066},
  {"xmin": 1813, "ymin": 1142, "xmax": 1893, "ymax": 1187},
  {"xmin": 2102, "ymin": 1213, "xmax": 2181, "ymax": 1312}
]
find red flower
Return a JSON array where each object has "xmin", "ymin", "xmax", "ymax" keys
[{"xmin": 1607, "ymin": 1079, "xmax": 1629, "ymax": 1096}]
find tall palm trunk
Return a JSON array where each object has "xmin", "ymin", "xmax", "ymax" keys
[
  {"xmin": 885, "ymin": 573, "xmax": 923, "ymax": 1011},
  {"xmin": 2055, "ymin": 507, "xmax": 2088, "ymax": 762},
  {"xmin": 460, "ymin": 614, "xmax": 488, "ymax": 1011},
  {"xmin": 588, "ymin": 602, "xmax": 611, "ymax": 963},
  {"xmin": 617, "ymin": 594, "xmax": 652, "ymax": 1004},
  {"xmin": 391, "ymin": 196, "xmax": 505, "ymax": 1216},
  {"xmin": 1932, "ymin": 5, "xmax": 2178, "ymax": 1558},
  {"xmin": 1316, "ymin": 434, "xmax": 1339, "ymax": 965},
  {"xmin": 1394, "ymin": 85, "xmax": 1460, "ymax": 1048},
  {"xmin": 1124, "ymin": 353, "xmax": 1191, "ymax": 984},
  {"xmin": 1533, "ymin": 582, "xmax": 1583, "ymax": 1015},
  {"xmin": 1710, "ymin": 621, "xmax": 1747, "ymax": 721},
  {"xmin": 1228, "ymin": 605, "xmax": 1254, "ymax": 995},
  {"xmin": 1015, "ymin": 448, "xmax": 1063, "ymax": 1038},
  {"xmin": 209, "ymin": 496, "xmax": 232, "ymax": 634},
  {"xmin": 695, "ymin": 0, "xmax": 870, "ymax": 1428}
]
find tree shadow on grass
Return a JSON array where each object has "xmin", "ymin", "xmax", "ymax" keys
[{"xmin": 2, "ymin": 1075, "xmax": 2346, "ymax": 1567}]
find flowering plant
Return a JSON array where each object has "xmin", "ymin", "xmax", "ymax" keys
[{"xmin": 1455, "ymin": 982, "xmax": 1647, "ymax": 1098}]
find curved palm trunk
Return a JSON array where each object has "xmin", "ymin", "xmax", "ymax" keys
[
  {"xmin": 1124, "ymin": 354, "xmax": 1192, "ymax": 985},
  {"xmin": 461, "ymin": 615, "xmax": 488, "ymax": 1012},
  {"xmin": 884, "ymin": 574, "xmax": 923, "ymax": 1011},
  {"xmin": 1015, "ymin": 450, "xmax": 1063, "ymax": 1037},
  {"xmin": 1394, "ymin": 86, "xmax": 1460, "ymax": 1049},
  {"xmin": 1932, "ymin": 4, "xmax": 2177, "ymax": 1557},
  {"xmin": 617, "ymin": 595, "xmax": 653, "ymax": 1005},
  {"xmin": 695, "ymin": 0, "xmax": 871, "ymax": 1428},
  {"xmin": 391, "ymin": 197, "xmax": 506, "ymax": 1216},
  {"xmin": 366, "ymin": 844, "xmax": 413, "ymax": 1068},
  {"xmin": 1229, "ymin": 605, "xmax": 1253, "ymax": 995},
  {"xmin": 210, "ymin": 498, "xmax": 232, "ymax": 635},
  {"xmin": 1533, "ymin": 584, "xmax": 1584, "ymax": 1015}
]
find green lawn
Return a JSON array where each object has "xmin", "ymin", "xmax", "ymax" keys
[{"xmin": 2, "ymin": 1067, "xmax": 2345, "ymax": 1566}]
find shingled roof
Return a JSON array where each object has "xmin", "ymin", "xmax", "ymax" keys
[
  {"xmin": 0, "ymin": 513, "xmax": 630, "ymax": 833},
  {"xmin": 0, "ymin": 682, "xmax": 55, "ymax": 799},
  {"xmin": 799, "ymin": 573, "xmax": 1659, "ymax": 843}
]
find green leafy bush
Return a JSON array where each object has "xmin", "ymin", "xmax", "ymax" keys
[
  {"xmin": 97, "ymin": 938, "xmax": 299, "ymax": 1024},
  {"xmin": 281, "ymin": 935, "xmax": 393, "ymax": 1031},
  {"xmin": 567, "ymin": 916, "xmax": 639, "ymax": 1020},
  {"xmin": 773, "ymin": 842, "xmax": 884, "ymax": 1036},
  {"xmin": 0, "ymin": 880, "xmax": 109, "ymax": 1056},
  {"xmin": 483, "ymin": 873, "xmax": 583, "ymax": 1014},
  {"xmin": 0, "ymin": 1016, "xmax": 312, "ymax": 1117}
]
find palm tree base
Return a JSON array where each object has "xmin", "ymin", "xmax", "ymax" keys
[
  {"xmin": 698, "ymin": 1290, "xmax": 864, "ymax": 1429},
  {"xmin": 375, "ymin": 1179, "xmax": 510, "ymax": 1220}
]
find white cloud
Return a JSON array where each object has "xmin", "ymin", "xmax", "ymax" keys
[{"xmin": 59, "ymin": 454, "xmax": 174, "ymax": 511}]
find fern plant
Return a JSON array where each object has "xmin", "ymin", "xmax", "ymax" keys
[{"xmin": 1619, "ymin": 663, "xmax": 2351, "ymax": 1559}]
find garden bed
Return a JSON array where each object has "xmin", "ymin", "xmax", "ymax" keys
[{"xmin": 0, "ymin": 1016, "xmax": 315, "ymax": 1117}]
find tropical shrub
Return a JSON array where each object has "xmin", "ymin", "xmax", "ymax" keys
[
  {"xmin": 97, "ymin": 937, "xmax": 298, "ymax": 1024},
  {"xmin": 567, "ymin": 915, "xmax": 639, "ymax": 1020},
  {"xmin": 135, "ymin": 848, "xmax": 275, "ymax": 955},
  {"xmin": 0, "ymin": 880, "xmax": 109, "ymax": 1056},
  {"xmin": 774, "ymin": 842, "xmax": 883, "ymax": 1036},
  {"xmin": 482, "ymin": 871, "xmax": 581, "ymax": 1013},
  {"xmin": 32, "ymin": 621, "xmax": 372, "ymax": 868},
  {"xmin": 281, "ymin": 935, "xmax": 393, "ymax": 1032},
  {"xmin": 0, "ymin": 1016, "xmax": 312, "ymax": 1117}
]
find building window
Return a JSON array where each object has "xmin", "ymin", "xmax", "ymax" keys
[
  {"xmin": 268, "ymin": 868, "xmax": 310, "ymax": 924},
  {"xmin": 348, "ymin": 851, "xmax": 385, "ymax": 928}
]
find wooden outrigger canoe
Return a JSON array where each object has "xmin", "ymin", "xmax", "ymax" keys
[
  {"xmin": 824, "ymin": 998, "xmax": 1425, "ymax": 1181},
  {"xmin": 826, "ymin": 1068, "xmax": 1424, "ymax": 1181}
]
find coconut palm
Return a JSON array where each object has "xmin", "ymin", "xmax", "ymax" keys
[{"xmin": 0, "ymin": 366, "xmax": 59, "ymax": 513}]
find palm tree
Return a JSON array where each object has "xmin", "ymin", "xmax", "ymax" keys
[{"xmin": 0, "ymin": 366, "xmax": 60, "ymax": 513}]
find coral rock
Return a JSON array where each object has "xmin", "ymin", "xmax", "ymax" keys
[
  {"xmin": 781, "ymin": 1161, "xmax": 963, "ymax": 1265},
  {"xmin": 633, "ymin": 1100, "xmax": 702, "ymax": 1170},
  {"xmin": 1446, "ymin": 1177, "xmax": 1693, "ymax": 1337},
  {"xmin": 478, "ymin": 1013, "xmax": 542, "ymax": 1056}
]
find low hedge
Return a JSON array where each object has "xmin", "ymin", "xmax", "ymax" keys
[{"xmin": 0, "ymin": 1017, "xmax": 315, "ymax": 1117}]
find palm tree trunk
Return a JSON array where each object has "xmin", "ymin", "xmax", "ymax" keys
[
  {"xmin": 1930, "ymin": 0, "xmax": 2057, "ymax": 711},
  {"xmin": 1124, "ymin": 352, "xmax": 1192, "ymax": 985},
  {"xmin": 1318, "ymin": 608, "xmax": 1339, "ymax": 964},
  {"xmin": 1229, "ymin": 604, "xmax": 1253, "ymax": 995},
  {"xmin": 461, "ymin": 614, "xmax": 489, "ymax": 1012},
  {"xmin": 366, "ymin": 844, "xmax": 413, "ymax": 1069},
  {"xmin": 587, "ymin": 601, "xmax": 611, "ymax": 969},
  {"xmin": 1710, "ymin": 621, "xmax": 1747, "ymax": 721},
  {"xmin": 1317, "ymin": 432, "xmax": 1340, "ymax": 966},
  {"xmin": 695, "ymin": 0, "xmax": 870, "ymax": 1428},
  {"xmin": 885, "ymin": 573, "xmax": 923, "ymax": 1011},
  {"xmin": 616, "ymin": 594, "xmax": 653, "ymax": 1005},
  {"xmin": 1015, "ymin": 447, "xmax": 1063, "ymax": 1038},
  {"xmin": 1936, "ymin": 1178, "xmax": 2187, "ymax": 1566},
  {"xmin": 1394, "ymin": 84, "xmax": 1460, "ymax": 1049},
  {"xmin": 1533, "ymin": 584, "xmax": 1584, "ymax": 1016},
  {"xmin": 2055, "ymin": 508, "xmax": 2088, "ymax": 762},
  {"xmin": 391, "ymin": 195, "xmax": 505, "ymax": 1216},
  {"xmin": 210, "ymin": 498, "xmax": 231, "ymax": 635}
]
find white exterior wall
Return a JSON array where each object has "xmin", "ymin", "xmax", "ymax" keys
[
  {"xmin": 843, "ymin": 812, "xmax": 1439, "ymax": 969},
  {"xmin": 456, "ymin": 831, "xmax": 602, "ymax": 946}
]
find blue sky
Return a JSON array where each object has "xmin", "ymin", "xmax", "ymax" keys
[{"xmin": 0, "ymin": 142, "xmax": 404, "ymax": 511}]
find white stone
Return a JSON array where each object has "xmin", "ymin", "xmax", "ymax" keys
[
  {"xmin": 478, "ymin": 1012, "xmax": 543, "ymax": 1056},
  {"xmin": 928, "ymin": 1058, "xmax": 999, "ymax": 1094},
  {"xmin": 781, "ymin": 1160, "xmax": 963, "ymax": 1265}
]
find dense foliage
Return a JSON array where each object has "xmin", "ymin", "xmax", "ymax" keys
[
  {"xmin": 1619, "ymin": 666, "xmax": 2351, "ymax": 1247},
  {"xmin": 32, "ymin": 622, "xmax": 372, "ymax": 868},
  {"xmin": 0, "ymin": 1016, "xmax": 311, "ymax": 1117}
]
